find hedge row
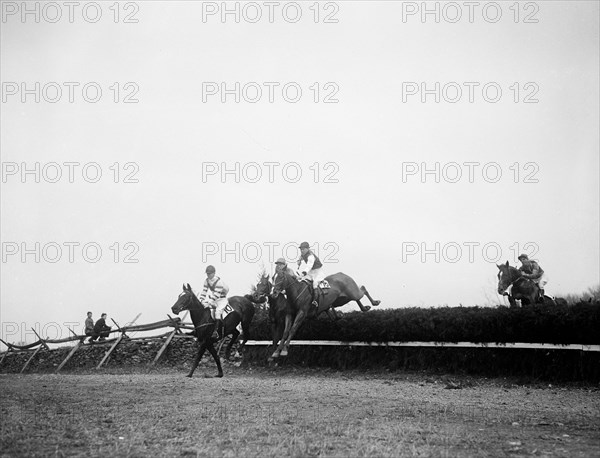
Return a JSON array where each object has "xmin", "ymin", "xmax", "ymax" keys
[
  {"xmin": 242, "ymin": 345, "xmax": 600, "ymax": 382},
  {"xmin": 248, "ymin": 301, "xmax": 600, "ymax": 345}
]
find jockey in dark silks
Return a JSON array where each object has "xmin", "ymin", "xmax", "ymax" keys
[{"xmin": 296, "ymin": 242, "xmax": 325, "ymax": 307}]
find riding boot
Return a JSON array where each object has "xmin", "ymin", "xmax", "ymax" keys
[
  {"xmin": 211, "ymin": 320, "xmax": 222, "ymax": 341},
  {"xmin": 311, "ymin": 290, "xmax": 319, "ymax": 309}
]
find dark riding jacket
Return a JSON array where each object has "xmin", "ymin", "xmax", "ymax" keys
[{"xmin": 519, "ymin": 261, "xmax": 544, "ymax": 280}]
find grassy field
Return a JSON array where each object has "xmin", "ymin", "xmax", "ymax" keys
[{"xmin": 1, "ymin": 364, "xmax": 599, "ymax": 457}]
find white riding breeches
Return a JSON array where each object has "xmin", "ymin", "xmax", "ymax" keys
[
  {"xmin": 205, "ymin": 297, "xmax": 229, "ymax": 320},
  {"xmin": 306, "ymin": 267, "xmax": 326, "ymax": 288}
]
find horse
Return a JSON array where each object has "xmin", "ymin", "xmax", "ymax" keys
[
  {"xmin": 269, "ymin": 271, "xmax": 381, "ymax": 359},
  {"xmin": 254, "ymin": 272, "xmax": 294, "ymax": 346},
  {"xmin": 217, "ymin": 293, "xmax": 257, "ymax": 359},
  {"xmin": 172, "ymin": 283, "xmax": 223, "ymax": 378},
  {"xmin": 496, "ymin": 261, "xmax": 544, "ymax": 306}
]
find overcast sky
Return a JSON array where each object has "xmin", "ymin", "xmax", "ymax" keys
[{"xmin": 1, "ymin": 1, "xmax": 598, "ymax": 346}]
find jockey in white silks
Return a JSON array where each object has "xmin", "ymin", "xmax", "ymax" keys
[
  {"xmin": 198, "ymin": 265, "xmax": 229, "ymax": 339},
  {"xmin": 296, "ymin": 242, "xmax": 325, "ymax": 307}
]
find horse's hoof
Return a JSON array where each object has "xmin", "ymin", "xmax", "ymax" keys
[
  {"xmin": 270, "ymin": 353, "xmax": 279, "ymax": 359},
  {"xmin": 280, "ymin": 350, "xmax": 288, "ymax": 357},
  {"xmin": 186, "ymin": 374, "xmax": 193, "ymax": 378},
  {"xmin": 372, "ymin": 300, "xmax": 381, "ymax": 306},
  {"xmin": 363, "ymin": 306, "xmax": 371, "ymax": 312}
]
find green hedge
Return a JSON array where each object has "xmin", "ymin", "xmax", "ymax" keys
[{"xmin": 249, "ymin": 301, "xmax": 600, "ymax": 345}]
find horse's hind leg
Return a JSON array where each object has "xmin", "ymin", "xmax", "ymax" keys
[
  {"xmin": 188, "ymin": 341, "xmax": 207, "ymax": 378},
  {"xmin": 225, "ymin": 329, "xmax": 240, "ymax": 360},
  {"xmin": 206, "ymin": 341, "xmax": 224, "ymax": 378},
  {"xmin": 360, "ymin": 286, "xmax": 380, "ymax": 306},
  {"xmin": 355, "ymin": 299, "xmax": 371, "ymax": 312}
]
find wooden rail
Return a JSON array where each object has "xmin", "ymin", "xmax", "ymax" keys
[
  {"xmin": 242, "ymin": 340, "xmax": 600, "ymax": 352},
  {"xmin": 2, "ymin": 314, "xmax": 599, "ymax": 374}
]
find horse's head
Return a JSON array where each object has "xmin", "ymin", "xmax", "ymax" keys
[
  {"xmin": 171, "ymin": 283, "xmax": 200, "ymax": 315},
  {"xmin": 496, "ymin": 261, "xmax": 521, "ymax": 295},
  {"xmin": 253, "ymin": 272, "xmax": 272, "ymax": 302}
]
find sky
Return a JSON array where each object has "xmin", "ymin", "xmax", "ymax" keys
[{"xmin": 1, "ymin": 1, "xmax": 598, "ymax": 347}]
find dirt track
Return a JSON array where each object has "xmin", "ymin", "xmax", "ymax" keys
[{"xmin": 1, "ymin": 366, "xmax": 599, "ymax": 457}]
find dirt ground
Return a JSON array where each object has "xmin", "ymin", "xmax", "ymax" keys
[{"xmin": 1, "ymin": 364, "xmax": 599, "ymax": 457}]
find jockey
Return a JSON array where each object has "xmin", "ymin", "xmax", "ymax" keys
[
  {"xmin": 518, "ymin": 254, "xmax": 548, "ymax": 299},
  {"xmin": 198, "ymin": 265, "xmax": 229, "ymax": 340},
  {"xmin": 272, "ymin": 257, "xmax": 295, "ymax": 294},
  {"xmin": 296, "ymin": 242, "xmax": 325, "ymax": 308}
]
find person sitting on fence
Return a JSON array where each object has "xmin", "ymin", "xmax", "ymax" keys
[
  {"xmin": 296, "ymin": 241, "xmax": 325, "ymax": 308},
  {"xmin": 518, "ymin": 254, "xmax": 548, "ymax": 300},
  {"xmin": 198, "ymin": 265, "xmax": 230, "ymax": 341},
  {"xmin": 84, "ymin": 311, "xmax": 94, "ymax": 337},
  {"xmin": 89, "ymin": 313, "xmax": 112, "ymax": 342}
]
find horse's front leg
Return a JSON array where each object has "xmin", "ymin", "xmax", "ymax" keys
[
  {"xmin": 360, "ymin": 286, "xmax": 381, "ymax": 306},
  {"xmin": 271, "ymin": 313, "xmax": 292, "ymax": 360},
  {"xmin": 205, "ymin": 340, "xmax": 224, "ymax": 378},
  {"xmin": 281, "ymin": 310, "xmax": 307, "ymax": 357},
  {"xmin": 187, "ymin": 341, "xmax": 207, "ymax": 378}
]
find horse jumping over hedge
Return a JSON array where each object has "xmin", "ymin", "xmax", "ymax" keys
[
  {"xmin": 497, "ymin": 262, "xmax": 554, "ymax": 306},
  {"xmin": 268, "ymin": 271, "xmax": 380, "ymax": 360}
]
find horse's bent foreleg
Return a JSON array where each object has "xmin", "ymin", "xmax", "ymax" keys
[
  {"xmin": 326, "ymin": 308, "xmax": 338, "ymax": 320},
  {"xmin": 206, "ymin": 341, "xmax": 223, "ymax": 377},
  {"xmin": 281, "ymin": 310, "xmax": 307, "ymax": 357},
  {"xmin": 360, "ymin": 286, "xmax": 380, "ymax": 306},
  {"xmin": 188, "ymin": 341, "xmax": 207, "ymax": 378},
  {"xmin": 271, "ymin": 313, "xmax": 293, "ymax": 360}
]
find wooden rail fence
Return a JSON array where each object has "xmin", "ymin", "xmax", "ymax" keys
[{"xmin": 1, "ymin": 316, "xmax": 598, "ymax": 374}]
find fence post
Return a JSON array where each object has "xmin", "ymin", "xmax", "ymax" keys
[
  {"xmin": 151, "ymin": 330, "xmax": 177, "ymax": 366},
  {"xmin": 167, "ymin": 315, "xmax": 182, "ymax": 334},
  {"xmin": 96, "ymin": 334, "xmax": 123, "ymax": 369},
  {"xmin": 31, "ymin": 328, "xmax": 50, "ymax": 351},
  {"xmin": 20, "ymin": 345, "xmax": 43, "ymax": 373},
  {"xmin": 55, "ymin": 341, "xmax": 83, "ymax": 373},
  {"xmin": 0, "ymin": 347, "xmax": 13, "ymax": 367}
]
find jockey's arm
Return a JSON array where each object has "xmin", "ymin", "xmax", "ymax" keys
[
  {"xmin": 198, "ymin": 283, "xmax": 209, "ymax": 302},
  {"xmin": 218, "ymin": 280, "xmax": 229, "ymax": 297},
  {"xmin": 303, "ymin": 254, "xmax": 316, "ymax": 272}
]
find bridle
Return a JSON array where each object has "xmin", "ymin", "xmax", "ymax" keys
[{"xmin": 174, "ymin": 290, "xmax": 214, "ymax": 330}]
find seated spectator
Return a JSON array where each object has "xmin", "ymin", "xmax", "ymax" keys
[
  {"xmin": 84, "ymin": 312, "xmax": 94, "ymax": 337},
  {"xmin": 89, "ymin": 313, "xmax": 112, "ymax": 342}
]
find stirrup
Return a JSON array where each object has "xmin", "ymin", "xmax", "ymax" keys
[{"xmin": 312, "ymin": 300, "xmax": 318, "ymax": 308}]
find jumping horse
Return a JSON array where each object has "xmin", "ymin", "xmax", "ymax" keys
[
  {"xmin": 496, "ymin": 261, "xmax": 551, "ymax": 306},
  {"xmin": 266, "ymin": 271, "xmax": 381, "ymax": 360}
]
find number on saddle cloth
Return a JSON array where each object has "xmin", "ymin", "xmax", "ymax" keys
[
  {"xmin": 222, "ymin": 303, "xmax": 234, "ymax": 319},
  {"xmin": 318, "ymin": 280, "xmax": 330, "ymax": 289}
]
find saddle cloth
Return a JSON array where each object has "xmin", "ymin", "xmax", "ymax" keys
[{"xmin": 317, "ymin": 280, "xmax": 331, "ymax": 289}]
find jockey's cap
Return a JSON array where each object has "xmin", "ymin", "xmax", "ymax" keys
[
  {"xmin": 299, "ymin": 241, "xmax": 310, "ymax": 249},
  {"xmin": 275, "ymin": 258, "xmax": 287, "ymax": 265},
  {"xmin": 205, "ymin": 265, "xmax": 216, "ymax": 273},
  {"xmin": 518, "ymin": 254, "xmax": 529, "ymax": 260}
]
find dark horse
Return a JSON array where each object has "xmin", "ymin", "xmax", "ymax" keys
[
  {"xmin": 254, "ymin": 273, "xmax": 294, "ymax": 347},
  {"xmin": 171, "ymin": 284, "xmax": 256, "ymax": 377},
  {"xmin": 497, "ymin": 261, "xmax": 550, "ymax": 306},
  {"xmin": 268, "ymin": 271, "xmax": 380, "ymax": 359}
]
